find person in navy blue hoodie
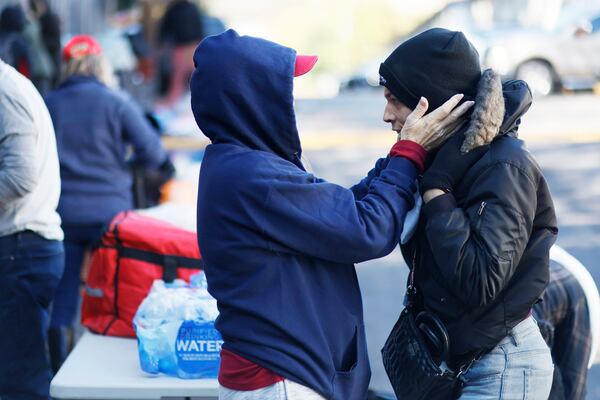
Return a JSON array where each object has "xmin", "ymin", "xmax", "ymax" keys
[
  {"xmin": 192, "ymin": 30, "xmax": 477, "ymax": 400},
  {"xmin": 44, "ymin": 35, "xmax": 171, "ymax": 373}
]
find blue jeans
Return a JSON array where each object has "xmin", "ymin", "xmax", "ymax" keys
[
  {"xmin": 0, "ymin": 231, "xmax": 64, "ymax": 400},
  {"xmin": 48, "ymin": 224, "xmax": 104, "ymax": 372},
  {"xmin": 460, "ymin": 316, "xmax": 554, "ymax": 400}
]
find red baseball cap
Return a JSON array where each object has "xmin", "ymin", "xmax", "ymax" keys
[
  {"xmin": 63, "ymin": 35, "xmax": 102, "ymax": 62},
  {"xmin": 294, "ymin": 55, "xmax": 318, "ymax": 77}
]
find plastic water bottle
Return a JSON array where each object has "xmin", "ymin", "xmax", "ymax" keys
[{"xmin": 133, "ymin": 272, "xmax": 222, "ymax": 378}]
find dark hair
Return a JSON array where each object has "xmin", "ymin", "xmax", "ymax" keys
[{"xmin": 0, "ymin": 5, "xmax": 26, "ymax": 32}]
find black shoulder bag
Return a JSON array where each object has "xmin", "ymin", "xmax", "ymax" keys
[{"xmin": 381, "ymin": 253, "xmax": 470, "ymax": 400}]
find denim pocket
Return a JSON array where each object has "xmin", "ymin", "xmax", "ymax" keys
[
  {"xmin": 523, "ymin": 368, "xmax": 554, "ymax": 400},
  {"xmin": 463, "ymin": 345, "xmax": 505, "ymax": 383}
]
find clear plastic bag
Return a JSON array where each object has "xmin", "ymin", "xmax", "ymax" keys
[{"xmin": 133, "ymin": 272, "xmax": 222, "ymax": 378}]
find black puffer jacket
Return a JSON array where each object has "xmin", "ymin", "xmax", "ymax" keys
[{"xmin": 401, "ymin": 79, "xmax": 558, "ymax": 367}]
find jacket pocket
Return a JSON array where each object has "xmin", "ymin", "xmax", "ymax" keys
[
  {"xmin": 337, "ymin": 326, "xmax": 358, "ymax": 373},
  {"xmin": 472, "ymin": 200, "xmax": 525, "ymax": 264},
  {"xmin": 332, "ymin": 325, "xmax": 370, "ymax": 400}
]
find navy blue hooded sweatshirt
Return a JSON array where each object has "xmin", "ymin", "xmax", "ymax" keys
[{"xmin": 193, "ymin": 30, "xmax": 419, "ymax": 399}]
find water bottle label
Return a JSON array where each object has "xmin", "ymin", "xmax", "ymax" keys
[{"xmin": 175, "ymin": 320, "xmax": 223, "ymax": 376}]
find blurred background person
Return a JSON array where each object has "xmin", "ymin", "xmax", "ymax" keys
[
  {"xmin": 0, "ymin": 5, "xmax": 31, "ymax": 77},
  {"xmin": 29, "ymin": 0, "xmax": 62, "ymax": 89},
  {"xmin": 21, "ymin": 1, "xmax": 55, "ymax": 96},
  {"xmin": 0, "ymin": 56, "xmax": 64, "ymax": 400},
  {"xmin": 156, "ymin": 0, "xmax": 205, "ymax": 108},
  {"xmin": 44, "ymin": 35, "xmax": 173, "ymax": 373}
]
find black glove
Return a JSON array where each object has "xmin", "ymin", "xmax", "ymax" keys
[{"xmin": 420, "ymin": 132, "xmax": 489, "ymax": 194}]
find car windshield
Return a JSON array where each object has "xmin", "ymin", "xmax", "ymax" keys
[{"xmin": 553, "ymin": 6, "xmax": 600, "ymax": 34}]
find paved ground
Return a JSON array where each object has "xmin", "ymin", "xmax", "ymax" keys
[{"xmin": 295, "ymin": 90, "xmax": 600, "ymax": 398}]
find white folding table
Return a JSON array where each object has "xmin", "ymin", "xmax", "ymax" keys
[{"xmin": 50, "ymin": 331, "xmax": 219, "ymax": 400}]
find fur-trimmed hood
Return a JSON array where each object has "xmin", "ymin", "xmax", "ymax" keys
[{"xmin": 461, "ymin": 69, "xmax": 532, "ymax": 153}]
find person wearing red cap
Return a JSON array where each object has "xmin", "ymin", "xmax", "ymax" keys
[
  {"xmin": 60, "ymin": 35, "xmax": 104, "ymax": 81},
  {"xmin": 44, "ymin": 35, "xmax": 173, "ymax": 373},
  {"xmin": 191, "ymin": 30, "xmax": 473, "ymax": 400}
]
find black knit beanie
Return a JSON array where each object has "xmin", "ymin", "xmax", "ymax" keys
[{"xmin": 379, "ymin": 28, "xmax": 481, "ymax": 113}]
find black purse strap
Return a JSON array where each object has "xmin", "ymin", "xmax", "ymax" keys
[
  {"xmin": 404, "ymin": 248, "xmax": 419, "ymax": 307},
  {"xmin": 405, "ymin": 246, "xmax": 453, "ymax": 366},
  {"xmin": 406, "ymin": 244, "xmax": 483, "ymax": 374}
]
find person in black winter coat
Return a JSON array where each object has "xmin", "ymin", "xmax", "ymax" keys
[{"xmin": 379, "ymin": 28, "xmax": 557, "ymax": 399}]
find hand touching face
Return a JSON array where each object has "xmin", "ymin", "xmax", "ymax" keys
[{"xmin": 383, "ymin": 87, "xmax": 474, "ymax": 151}]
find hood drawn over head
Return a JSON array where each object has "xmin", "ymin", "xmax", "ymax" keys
[
  {"xmin": 190, "ymin": 29, "xmax": 302, "ymax": 163},
  {"xmin": 499, "ymin": 79, "xmax": 533, "ymax": 135},
  {"xmin": 460, "ymin": 69, "xmax": 533, "ymax": 152}
]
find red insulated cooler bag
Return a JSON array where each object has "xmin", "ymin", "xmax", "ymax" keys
[{"xmin": 81, "ymin": 211, "xmax": 203, "ymax": 337}]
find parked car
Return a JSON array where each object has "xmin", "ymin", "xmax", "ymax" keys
[
  {"xmin": 338, "ymin": 0, "xmax": 486, "ymax": 93},
  {"xmin": 340, "ymin": 4, "xmax": 600, "ymax": 97},
  {"xmin": 475, "ymin": 8, "xmax": 600, "ymax": 96}
]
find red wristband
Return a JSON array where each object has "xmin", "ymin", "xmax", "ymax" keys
[{"xmin": 389, "ymin": 140, "xmax": 428, "ymax": 172}]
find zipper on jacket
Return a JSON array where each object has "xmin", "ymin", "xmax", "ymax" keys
[
  {"xmin": 475, "ymin": 201, "xmax": 487, "ymax": 231},
  {"xmin": 477, "ymin": 201, "xmax": 487, "ymax": 216}
]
